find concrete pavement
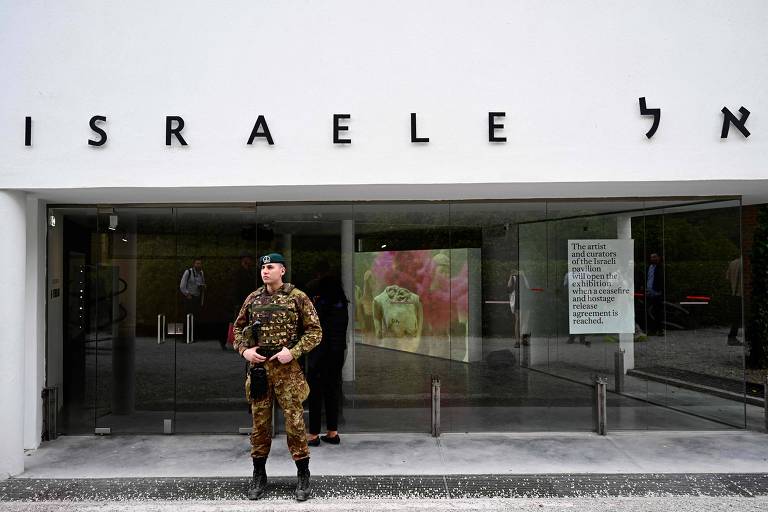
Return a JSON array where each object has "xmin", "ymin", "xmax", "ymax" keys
[
  {"xmin": 2, "ymin": 431, "xmax": 768, "ymax": 510},
  {"xmin": 16, "ymin": 431, "xmax": 768, "ymax": 478}
]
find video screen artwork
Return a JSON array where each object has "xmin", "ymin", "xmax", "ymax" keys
[{"xmin": 355, "ymin": 249, "xmax": 479, "ymax": 361}]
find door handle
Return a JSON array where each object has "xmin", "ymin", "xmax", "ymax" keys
[
  {"xmin": 157, "ymin": 314, "xmax": 166, "ymax": 344},
  {"xmin": 186, "ymin": 313, "xmax": 194, "ymax": 344}
]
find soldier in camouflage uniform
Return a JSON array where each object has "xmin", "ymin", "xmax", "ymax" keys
[{"xmin": 233, "ymin": 252, "xmax": 322, "ymax": 501}]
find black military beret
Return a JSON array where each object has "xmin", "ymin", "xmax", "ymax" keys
[{"xmin": 260, "ymin": 252, "xmax": 286, "ymax": 266}]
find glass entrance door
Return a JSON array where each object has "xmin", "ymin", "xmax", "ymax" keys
[
  {"xmin": 90, "ymin": 206, "xmax": 261, "ymax": 434},
  {"xmin": 94, "ymin": 208, "xmax": 177, "ymax": 434}
]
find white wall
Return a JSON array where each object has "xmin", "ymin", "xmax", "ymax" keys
[
  {"xmin": 24, "ymin": 197, "xmax": 47, "ymax": 450},
  {"xmin": 0, "ymin": 0, "xmax": 766, "ymax": 193},
  {"xmin": 0, "ymin": 191, "xmax": 27, "ymax": 478}
]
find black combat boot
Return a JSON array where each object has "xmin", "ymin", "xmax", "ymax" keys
[
  {"xmin": 248, "ymin": 457, "xmax": 268, "ymax": 500},
  {"xmin": 295, "ymin": 457, "xmax": 311, "ymax": 501}
]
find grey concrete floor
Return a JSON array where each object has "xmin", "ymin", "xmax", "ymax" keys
[
  {"xmin": 17, "ymin": 431, "xmax": 768, "ymax": 479},
  {"xmin": 75, "ymin": 331, "xmax": 756, "ymax": 435}
]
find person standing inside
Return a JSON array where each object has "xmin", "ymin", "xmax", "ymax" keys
[
  {"xmin": 306, "ymin": 266, "xmax": 349, "ymax": 447},
  {"xmin": 508, "ymin": 268, "xmax": 531, "ymax": 348},
  {"xmin": 232, "ymin": 252, "xmax": 257, "ymax": 307},
  {"xmin": 179, "ymin": 257, "xmax": 206, "ymax": 324},
  {"xmin": 232, "ymin": 253, "xmax": 322, "ymax": 501},
  {"xmin": 725, "ymin": 257, "xmax": 743, "ymax": 345},
  {"xmin": 645, "ymin": 252, "xmax": 665, "ymax": 336},
  {"xmin": 221, "ymin": 251, "xmax": 257, "ymax": 350}
]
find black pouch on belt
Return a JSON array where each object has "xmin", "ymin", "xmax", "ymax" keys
[{"xmin": 250, "ymin": 365, "xmax": 268, "ymax": 400}]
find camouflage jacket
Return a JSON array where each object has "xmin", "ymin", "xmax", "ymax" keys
[{"xmin": 233, "ymin": 283, "xmax": 322, "ymax": 361}]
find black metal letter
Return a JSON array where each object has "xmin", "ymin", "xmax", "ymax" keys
[
  {"xmin": 721, "ymin": 106, "xmax": 751, "ymax": 138},
  {"xmin": 165, "ymin": 116, "xmax": 188, "ymax": 146},
  {"xmin": 488, "ymin": 112, "xmax": 506, "ymax": 142},
  {"xmin": 333, "ymin": 114, "xmax": 351, "ymax": 144},
  {"xmin": 25, "ymin": 116, "xmax": 31, "ymax": 146},
  {"xmin": 247, "ymin": 115, "xmax": 274, "ymax": 145},
  {"xmin": 638, "ymin": 97, "xmax": 660, "ymax": 139},
  {"xmin": 410, "ymin": 113, "xmax": 429, "ymax": 143},
  {"xmin": 88, "ymin": 115, "xmax": 107, "ymax": 147}
]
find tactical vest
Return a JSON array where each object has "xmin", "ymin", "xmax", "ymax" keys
[{"xmin": 247, "ymin": 284, "xmax": 303, "ymax": 349}]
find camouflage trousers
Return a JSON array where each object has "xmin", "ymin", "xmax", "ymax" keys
[{"xmin": 246, "ymin": 358, "xmax": 310, "ymax": 460}]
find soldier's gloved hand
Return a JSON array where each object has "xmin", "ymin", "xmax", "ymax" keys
[
  {"xmin": 243, "ymin": 347, "xmax": 266, "ymax": 364},
  {"xmin": 270, "ymin": 347, "xmax": 294, "ymax": 364}
]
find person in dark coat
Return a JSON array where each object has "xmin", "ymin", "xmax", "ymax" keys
[
  {"xmin": 220, "ymin": 251, "xmax": 257, "ymax": 350},
  {"xmin": 645, "ymin": 252, "xmax": 665, "ymax": 335},
  {"xmin": 305, "ymin": 267, "xmax": 349, "ymax": 446},
  {"xmin": 232, "ymin": 251, "xmax": 257, "ymax": 314}
]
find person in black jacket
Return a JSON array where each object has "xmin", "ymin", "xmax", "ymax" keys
[
  {"xmin": 220, "ymin": 251, "xmax": 257, "ymax": 350},
  {"xmin": 645, "ymin": 252, "xmax": 665, "ymax": 336},
  {"xmin": 305, "ymin": 266, "xmax": 349, "ymax": 446}
]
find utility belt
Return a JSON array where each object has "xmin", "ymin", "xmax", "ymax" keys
[
  {"xmin": 255, "ymin": 345, "xmax": 282, "ymax": 358},
  {"xmin": 247, "ymin": 339, "xmax": 297, "ymax": 400}
]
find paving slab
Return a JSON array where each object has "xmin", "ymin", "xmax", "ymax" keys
[
  {"xmin": 438, "ymin": 433, "xmax": 641, "ymax": 474},
  {"xmin": 606, "ymin": 431, "xmax": 768, "ymax": 473}
]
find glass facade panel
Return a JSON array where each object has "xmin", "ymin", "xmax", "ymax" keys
[
  {"xmin": 174, "ymin": 208, "xmax": 258, "ymax": 433},
  {"xmin": 444, "ymin": 202, "xmax": 554, "ymax": 431},
  {"xmin": 638, "ymin": 201, "xmax": 746, "ymax": 428},
  {"xmin": 47, "ymin": 198, "xmax": 749, "ymax": 435},
  {"xmin": 254, "ymin": 203, "xmax": 354, "ymax": 433},
  {"xmin": 541, "ymin": 204, "xmax": 647, "ymax": 430},
  {"xmin": 351, "ymin": 203, "xmax": 451, "ymax": 432}
]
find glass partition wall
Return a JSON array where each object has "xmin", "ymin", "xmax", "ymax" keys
[{"xmin": 47, "ymin": 198, "xmax": 748, "ymax": 435}]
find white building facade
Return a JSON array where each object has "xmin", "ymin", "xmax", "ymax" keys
[{"xmin": 1, "ymin": 1, "xmax": 767, "ymax": 478}]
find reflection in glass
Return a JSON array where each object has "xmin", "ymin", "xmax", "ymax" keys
[
  {"xmin": 46, "ymin": 199, "xmax": 752, "ymax": 435},
  {"xmin": 631, "ymin": 202, "xmax": 746, "ymax": 428}
]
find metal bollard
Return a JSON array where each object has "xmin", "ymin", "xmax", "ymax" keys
[
  {"xmin": 765, "ymin": 376, "xmax": 768, "ymax": 432},
  {"xmin": 614, "ymin": 349, "xmax": 625, "ymax": 393},
  {"xmin": 431, "ymin": 375, "xmax": 441, "ymax": 437},
  {"xmin": 593, "ymin": 376, "xmax": 607, "ymax": 435},
  {"xmin": 521, "ymin": 340, "xmax": 530, "ymax": 368}
]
